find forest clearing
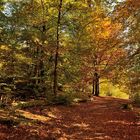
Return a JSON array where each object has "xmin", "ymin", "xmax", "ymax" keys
[{"xmin": 0, "ymin": 0, "xmax": 140, "ymax": 139}]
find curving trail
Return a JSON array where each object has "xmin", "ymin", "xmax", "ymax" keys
[{"xmin": 0, "ymin": 96, "xmax": 140, "ymax": 140}]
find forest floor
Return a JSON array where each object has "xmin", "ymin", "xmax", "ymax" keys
[{"xmin": 0, "ymin": 96, "xmax": 140, "ymax": 140}]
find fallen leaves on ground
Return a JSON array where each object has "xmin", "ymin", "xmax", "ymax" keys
[{"xmin": 0, "ymin": 96, "xmax": 140, "ymax": 140}]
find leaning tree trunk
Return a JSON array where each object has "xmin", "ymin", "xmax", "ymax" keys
[{"xmin": 53, "ymin": 0, "xmax": 63, "ymax": 95}]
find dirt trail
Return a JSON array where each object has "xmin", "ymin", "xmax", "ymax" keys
[{"xmin": 0, "ymin": 96, "xmax": 140, "ymax": 140}]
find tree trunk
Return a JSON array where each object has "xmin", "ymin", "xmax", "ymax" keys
[
  {"xmin": 35, "ymin": 45, "xmax": 40, "ymax": 85},
  {"xmin": 94, "ymin": 72, "xmax": 100, "ymax": 96},
  {"xmin": 32, "ymin": 44, "xmax": 44, "ymax": 85},
  {"xmin": 92, "ymin": 77, "xmax": 95, "ymax": 95},
  {"xmin": 53, "ymin": 0, "xmax": 63, "ymax": 95}
]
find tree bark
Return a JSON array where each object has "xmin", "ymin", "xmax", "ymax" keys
[
  {"xmin": 53, "ymin": 0, "xmax": 63, "ymax": 95},
  {"xmin": 92, "ymin": 77, "xmax": 95, "ymax": 95},
  {"xmin": 94, "ymin": 72, "xmax": 100, "ymax": 96}
]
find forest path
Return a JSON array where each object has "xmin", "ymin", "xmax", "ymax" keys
[
  {"xmin": 49, "ymin": 96, "xmax": 140, "ymax": 140},
  {"xmin": 0, "ymin": 96, "xmax": 140, "ymax": 140}
]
